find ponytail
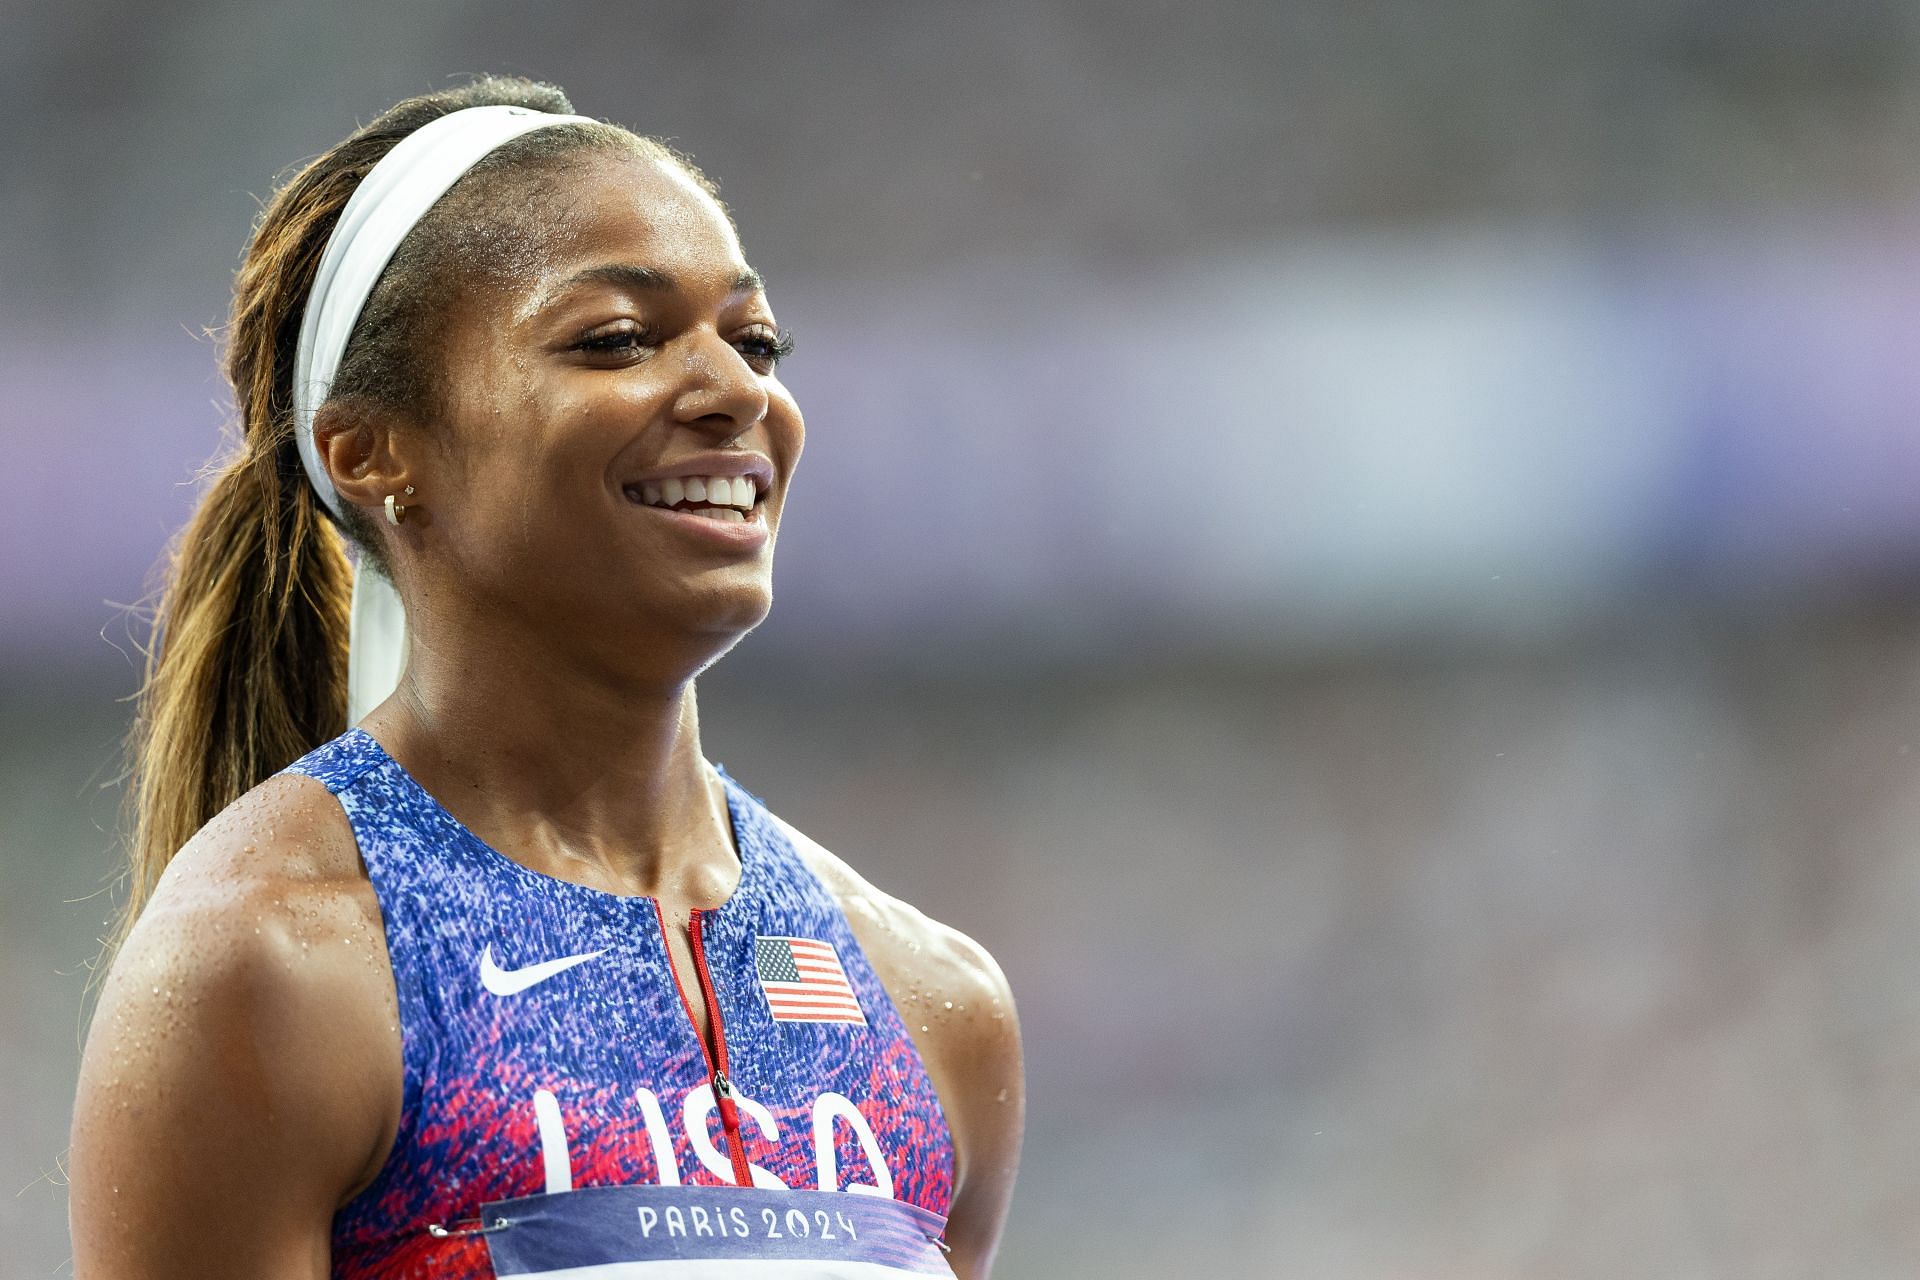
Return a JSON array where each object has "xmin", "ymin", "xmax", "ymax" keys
[
  {"xmin": 119, "ymin": 157, "xmax": 361, "ymax": 941},
  {"xmin": 118, "ymin": 74, "xmax": 607, "ymax": 944},
  {"xmin": 123, "ymin": 428, "xmax": 352, "ymax": 935}
]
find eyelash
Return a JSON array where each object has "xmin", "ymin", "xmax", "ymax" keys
[
  {"xmin": 574, "ymin": 324, "xmax": 795, "ymax": 372},
  {"xmin": 738, "ymin": 327, "xmax": 796, "ymax": 371}
]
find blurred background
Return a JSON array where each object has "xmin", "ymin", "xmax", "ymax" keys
[{"xmin": 9, "ymin": 0, "xmax": 1920, "ymax": 1274}]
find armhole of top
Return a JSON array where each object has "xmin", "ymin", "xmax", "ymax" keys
[{"xmin": 309, "ymin": 769, "xmax": 427, "ymax": 1217}]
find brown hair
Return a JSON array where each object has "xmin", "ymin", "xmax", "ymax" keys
[{"xmin": 120, "ymin": 76, "xmax": 697, "ymax": 943}]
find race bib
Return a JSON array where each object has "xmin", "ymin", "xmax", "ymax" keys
[{"xmin": 481, "ymin": 1184, "xmax": 957, "ymax": 1278}]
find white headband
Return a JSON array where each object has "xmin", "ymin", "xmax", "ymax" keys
[{"xmin": 290, "ymin": 104, "xmax": 596, "ymax": 723}]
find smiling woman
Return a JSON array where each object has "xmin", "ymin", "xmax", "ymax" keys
[{"xmin": 68, "ymin": 76, "xmax": 1022, "ymax": 1280}]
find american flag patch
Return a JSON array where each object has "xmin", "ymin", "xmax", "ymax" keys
[{"xmin": 754, "ymin": 935, "xmax": 867, "ymax": 1025}]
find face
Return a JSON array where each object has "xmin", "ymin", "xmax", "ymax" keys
[{"xmin": 400, "ymin": 148, "xmax": 805, "ymax": 680}]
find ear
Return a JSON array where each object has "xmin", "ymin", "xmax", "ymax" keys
[{"xmin": 311, "ymin": 398, "xmax": 421, "ymax": 519}]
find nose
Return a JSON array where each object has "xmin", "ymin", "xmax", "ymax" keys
[{"xmin": 671, "ymin": 330, "xmax": 768, "ymax": 439}]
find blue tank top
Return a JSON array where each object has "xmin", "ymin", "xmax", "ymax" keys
[{"xmin": 279, "ymin": 728, "xmax": 955, "ymax": 1278}]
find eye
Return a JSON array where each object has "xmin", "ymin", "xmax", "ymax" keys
[
  {"xmin": 573, "ymin": 322, "xmax": 659, "ymax": 362},
  {"xmin": 735, "ymin": 325, "xmax": 795, "ymax": 374}
]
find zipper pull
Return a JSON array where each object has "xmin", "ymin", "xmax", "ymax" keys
[{"xmin": 713, "ymin": 1071, "xmax": 743, "ymax": 1133}]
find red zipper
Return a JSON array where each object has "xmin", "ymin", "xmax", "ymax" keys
[{"xmin": 655, "ymin": 901, "xmax": 755, "ymax": 1187}]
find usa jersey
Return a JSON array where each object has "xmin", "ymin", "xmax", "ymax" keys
[{"xmin": 280, "ymin": 728, "xmax": 955, "ymax": 1277}]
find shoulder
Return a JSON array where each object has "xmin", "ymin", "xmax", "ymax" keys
[
  {"xmin": 71, "ymin": 772, "xmax": 399, "ymax": 1273},
  {"xmin": 82, "ymin": 768, "xmax": 396, "ymax": 1137},
  {"xmin": 113, "ymin": 770, "xmax": 385, "ymax": 1015},
  {"xmin": 770, "ymin": 813, "xmax": 1023, "ymax": 1275},
  {"xmin": 149, "ymin": 767, "xmax": 371, "ymax": 915}
]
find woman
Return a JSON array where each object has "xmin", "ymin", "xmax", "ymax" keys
[{"xmin": 68, "ymin": 76, "xmax": 1023, "ymax": 1279}]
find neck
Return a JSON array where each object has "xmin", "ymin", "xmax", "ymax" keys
[{"xmin": 365, "ymin": 614, "xmax": 737, "ymax": 904}]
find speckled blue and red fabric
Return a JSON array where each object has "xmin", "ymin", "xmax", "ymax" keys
[{"xmin": 280, "ymin": 728, "xmax": 954, "ymax": 1279}]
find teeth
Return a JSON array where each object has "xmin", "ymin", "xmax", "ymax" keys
[{"xmin": 632, "ymin": 474, "xmax": 761, "ymax": 513}]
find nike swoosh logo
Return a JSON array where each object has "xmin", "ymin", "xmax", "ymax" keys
[{"xmin": 479, "ymin": 943, "xmax": 607, "ymax": 997}]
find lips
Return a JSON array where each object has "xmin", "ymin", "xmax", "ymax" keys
[
  {"xmin": 619, "ymin": 480, "xmax": 770, "ymax": 548},
  {"xmin": 616, "ymin": 449, "xmax": 777, "ymax": 547}
]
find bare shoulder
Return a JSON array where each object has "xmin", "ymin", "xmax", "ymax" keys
[
  {"xmin": 138, "ymin": 769, "xmax": 374, "ymax": 930},
  {"xmin": 102, "ymin": 770, "xmax": 390, "ymax": 1047},
  {"xmin": 71, "ymin": 772, "xmax": 398, "ymax": 1277},
  {"xmin": 770, "ymin": 812, "xmax": 1024, "ymax": 1279}
]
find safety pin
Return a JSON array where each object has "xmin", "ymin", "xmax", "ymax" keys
[
  {"xmin": 928, "ymin": 1234, "xmax": 952, "ymax": 1254},
  {"xmin": 426, "ymin": 1215, "xmax": 513, "ymax": 1238}
]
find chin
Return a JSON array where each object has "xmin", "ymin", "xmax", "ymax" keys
[
  {"xmin": 562, "ymin": 561, "xmax": 774, "ymax": 670},
  {"xmin": 656, "ymin": 576, "xmax": 775, "ymax": 644},
  {"xmin": 695, "ymin": 591, "xmax": 773, "ymax": 639}
]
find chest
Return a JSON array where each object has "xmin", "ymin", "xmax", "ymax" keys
[{"xmin": 330, "ymin": 864, "xmax": 954, "ymax": 1278}]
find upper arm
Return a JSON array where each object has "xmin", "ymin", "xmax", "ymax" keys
[
  {"xmin": 774, "ymin": 817, "xmax": 1025, "ymax": 1279},
  {"xmin": 922, "ymin": 932, "xmax": 1023, "ymax": 1280},
  {"xmin": 69, "ymin": 774, "xmax": 398, "ymax": 1280}
]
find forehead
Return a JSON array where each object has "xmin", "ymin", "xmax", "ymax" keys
[{"xmin": 517, "ymin": 149, "xmax": 750, "ymax": 309}]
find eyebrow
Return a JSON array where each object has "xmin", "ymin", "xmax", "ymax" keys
[{"xmin": 536, "ymin": 263, "xmax": 767, "ymax": 310}]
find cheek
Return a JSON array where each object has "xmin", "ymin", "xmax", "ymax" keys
[
  {"xmin": 426, "ymin": 423, "xmax": 576, "ymax": 561},
  {"xmin": 453, "ymin": 380, "xmax": 612, "ymax": 499}
]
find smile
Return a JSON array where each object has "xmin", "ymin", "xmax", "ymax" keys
[{"xmin": 623, "ymin": 475, "xmax": 759, "ymax": 524}]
